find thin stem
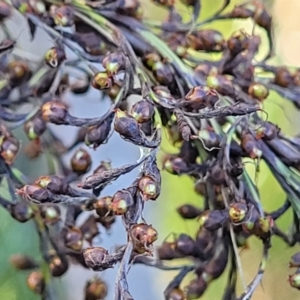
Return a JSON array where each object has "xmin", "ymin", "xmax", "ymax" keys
[
  {"xmin": 115, "ymin": 241, "xmax": 134, "ymax": 300},
  {"xmin": 221, "ymin": 187, "xmax": 246, "ymax": 290}
]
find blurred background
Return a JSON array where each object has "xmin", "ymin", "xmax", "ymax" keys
[{"xmin": 1, "ymin": 0, "xmax": 300, "ymax": 299}]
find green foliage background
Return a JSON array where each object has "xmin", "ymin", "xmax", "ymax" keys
[{"xmin": 146, "ymin": 1, "xmax": 300, "ymax": 299}]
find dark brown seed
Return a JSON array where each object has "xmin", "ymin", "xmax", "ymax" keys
[
  {"xmin": 229, "ymin": 202, "xmax": 248, "ymax": 223},
  {"xmin": 71, "ymin": 148, "xmax": 92, "ymax": 174},
  {"xmin": 7, "ymin": 60, "xmax": 31, "ymax": 87},
  {"xmin": 184, "ymin": 86, "xmax": 219, "ymax": 109},
  {"xmin": 92, "ymin": 196, "xmax": 113, "ymax": 217},
  {"xmin": 52, "ymin": 5, "xmax": 74, "ymax": 26},
  {"xmin": 63, "ymin": 226, "xmax": 83, "ymax": 251},
  {"xmin": 138, "ymin": 176, "xmax": 160, "ymax": 201},
  {"xmin": 10, "ymin": 254, "xmax": 39, "ymax": 270},
  {"xmin": 241, "ymin": 131, "xmax": 262, "ymax": 159},
  {"xmin": 83, "ymin": 247, "xmax": 109, "ymax": 270},
  {"xmin": 16, "ymin": 185, "xmax": 51, "ymax": 203},
  {"xmin": 85, "ymin": 113, "xmax": 114, "ymax": 148},
  {"xmin": 289, "ymin": 271, "xmax": 300, "ymax": 290},
  {"xmin": 35, "ymin": 175, "xmax": 64, "ymax": 193},
  {"xmin": 187, "ymin": 30, "xmax": 225, "ymax": 52},
  {"xmin": 131, "ymin": 100, "xmax": 154, "ymax": 123},
  {"xmin": 227, "ymin": 30, "xmax": 249, "ymax": 55},
  {"xmin": 85, "ymin": 277, "xmax": 108, "ymax": 300},
  {"xmin": 110, "ymin": 189, "xmax": 134, "ymax": 215},
  {"xmin": 49, "ymin": 252, "xmax": 69, "ymax": 277},
  {"xmin": 162, "ymin": 156, "xmax": 190, "ymax": 175},
  {"xmin": 45, "ymin": 46, "xmax": 66, "ymax": 68},
  {"xmin": 116, "ymin": 0, "xmax": 142, "ymax": 19},
  {"xmin": 41, "ymin": 101, "xmax": 68, "ymax": 124},
  {"xmin": 39, "ymin": 204, "xmax": 61, "ymax": 224},
  {"xmin": 185, "ymin": 277, "xmax": 207, "ymax": 299},
  {"xmin": 157, "ymin": 241, "xmax": 184, "ymax": 260},
  {"xmin": 201, "ymin": 244, "xmax": 228, "ymax": 281},
  {"xmin": 91, "ymin": 72, "xmax": 113, "ymax": 90},
  {"xmin": 175, "ymin": 234, "xmax": 197, "ymax": 256},
  {"xmin": 177, "ymin": 204, "xmax": 202, "ymax": 219},
  {"xmin": 0, "ymin": 137, "xmax": 20, "ymax": 164},
  {"xmin": 152, "ymin": 61, "xmax": 174, "ymax": 85},
  {"xmin": 198, "ymin": 210, "xmax": 228, "ymax": 231},
  {"xmin": 166, "ymin": 288, "xmax": 186, "ymax": 300},
  {"xmin": 248, "ymin": 82, "xmax": 269, "ymax": 101},
  {"xmin": 274, "ymin": 67, "xmax": 294, "ymax": 87},
  {"xmin": 114, "ymin": 109, "xmax": 141, "ymax": 140},
  {"xmin": 10, "ymin": 202, "xmax": 34, "ymax": 223},
  {"xmin": 102, "ymin": 52, "xmax": 126, "ymax": 76},
  {"xmin": 129, "ymin": 223, "xmax": 158, "ymax": 253},
  {"xmin": 24, "ymin": 114, "xmax": 47, "ymax": 140},
  {"xmin": 26, "ymin": 271, "xmax": 45, "ymax": 295}
]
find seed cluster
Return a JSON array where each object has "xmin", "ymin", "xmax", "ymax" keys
[{"xmin": 1, "ymin": 0, "xmax": 300, "ymax": 299}]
